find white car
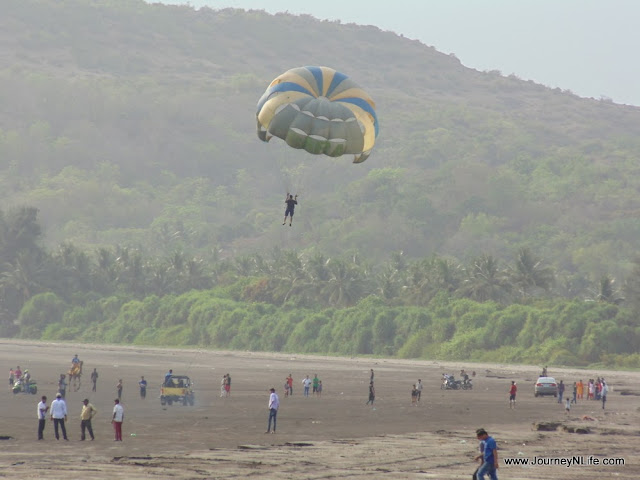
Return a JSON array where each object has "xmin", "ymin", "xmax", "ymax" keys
[{"xmin": 534, "ymin": 376, "xmax": 558, "ymax": 397}]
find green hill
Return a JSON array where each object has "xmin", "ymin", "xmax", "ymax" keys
[{"xmin": 2, "ymin": 0, "xmax": 640, "ymax": 294}]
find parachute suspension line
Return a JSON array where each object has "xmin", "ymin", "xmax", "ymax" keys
[{"xmin": 276, "ymin": 154, "xmax": 308, "ymax": 199}]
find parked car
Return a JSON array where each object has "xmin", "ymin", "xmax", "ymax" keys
[{"xmin": 534, "ymin": 376, "xmax": 558, "ymax": 397}]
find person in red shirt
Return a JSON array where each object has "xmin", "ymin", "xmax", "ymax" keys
[
  {"xmin": 509, "ymin": 381, "xmax": 517, "ymax": 409},
  {"xmin": 286, "ymin": 374, "xmax": 293, "ymax": 396}
]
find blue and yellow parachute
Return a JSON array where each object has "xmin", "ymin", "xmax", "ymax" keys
[{"xmin": 256, "ymin": 66, "xmax": 378, "ymax": 163}]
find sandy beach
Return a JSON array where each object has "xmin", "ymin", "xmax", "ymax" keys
[{"xmin": 1, "ymin": 339, "xmax": 638, "ymax": 479}]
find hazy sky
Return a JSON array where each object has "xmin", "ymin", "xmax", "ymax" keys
[{"xmin": 155, "ymin": 0, "xmax": 640, "ymax": 106}]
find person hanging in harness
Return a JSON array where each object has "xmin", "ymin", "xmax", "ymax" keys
[{"xmin": 282, "ymin": 193, "xmax": 298, "ymax": 227}]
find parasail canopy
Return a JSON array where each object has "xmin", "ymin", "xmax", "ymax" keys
[{"xmin": 256, "ymin": 66, "xmax": 378, "ymax": 163}]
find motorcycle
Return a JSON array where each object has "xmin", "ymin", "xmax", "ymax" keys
[
  {"xmin": 442, "ymin": 376, "xmax": 462, "ymax": 390},
  {"xmin": 13, "ymin": 379, "xmax": 38, "ymax": 395}
]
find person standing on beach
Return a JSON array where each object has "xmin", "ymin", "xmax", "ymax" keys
[
  {"xmin": 557, "ymin": 380, "xmax": 565, "ymax": 403},
  {"xmin": 577, "ymin": 379, "xmax": 584, "ymax": 399},
  {"xmin": 366, "ymin": 381, "xmax": 375, "ymax": 405},
  {"xmin": 265, "ymin": 387, "xmax": 279, "ymax": 434},
  {"xmin": 225, "ymin": 373, "xmax": 231, "ymax": 397},
  {"xmin": 416, "ymin": 379, "xmax": 423, "ymax": 401},
  {"xmin": 116, "ymin": 379, "xmax": 123, "ymax": 400},
  {"xmin": 50, "ymin": 393, "xmax": 68, "ymax": 441},
  {"xmin": 37, "ymin": 396, "xmax": 49, "ymax": 440},
  {"xmin": 139, "ymin": 376, "xmax": 147, "ymax": 399},
  {"xmin": 112, "ymin": 398, "xmax": 124, "ymax": 441},
  {"xmin": 58, "ymin": 374, "xmax": 67, "ymax": 399},
  {"xmin": 91, "ymin": 368, "xmax": 98, "ymax": 392},
  {"xmin": 509, "ymin": 381, "xmax": 517, "ymax": 409},
  {"xmin": 302, "ymin": 375, "xmax": 311, "ymax": 397},
  {"xmin": 286, "ymin": 374, "xmax": 293, "ymax": 396},
  {"xmin": 601, "ymin": 380, "xmax": 608, "ymax": 409},
  {"xmin": 80, "ymin": 398, "xmax": 97, "ymax": 441},
  {"xmin": 220, "ymin": 374, "xmax": 227, "ymax": 397}
]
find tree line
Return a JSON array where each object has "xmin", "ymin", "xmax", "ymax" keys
[{"xmin": 3, "ymin": 206, "xmax": 640, "ymax": 368}]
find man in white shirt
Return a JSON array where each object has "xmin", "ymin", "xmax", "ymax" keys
[
  {"xmin": 416, "ymin": 379, "xmax": 423, "ymax": 401},
  {"xmin": 302, "ymin": 375, "xmax": 311, "ymax": 397},
  {"xmin": 265, "ymin": 387, "xmax": 279, "ymax": 434},
  {"xmin": 37, "ymin": 396, "xmax": 49, "ymax": 440},
  {"xmin": 50, "ymin": 393, "xmax": 68, "ymax": 440},
  {"xmin": 112, "ymin": 398, "xmax": 124, "ymax": 441}
]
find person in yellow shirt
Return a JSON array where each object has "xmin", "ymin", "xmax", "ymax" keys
[{"xmin": 80, "ymin": 398, "xmax": 97, "ymax": 441}]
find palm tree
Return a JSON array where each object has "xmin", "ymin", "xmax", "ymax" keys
[
  {"xmin": 508, "ymin": 247, "xmax": 554, "ymax": 298},
  {"xmin": 116, "ymin": 250, "xmax": 146, "ymax": 297},
  {"xmin": 272, "ymin": 250, "xmax": 310, "ymax": 304},
  {"xmin": 591, "ymin": 275, "xmax": 624, "ymax": 304},
  {"xmin": 402, "ymin": 258, "xmax": 434, "ymax": 306},
  {"xmin": 320, "ymin": 258, "xmax": 367, "ymax": 307},
  {"xmin": 0, "ymin": 207, "xmax": 42, "ymax": 263},
  {"xmin": 148, "ymin": 261, "xmax": 175, "ymax": 296},
  {"xmin": 183, "ymin": 258, "xmax": 212, "ymax": 291},
  {"xmin": 432, "ymin": 257, "xmax": 462, "ymax": 294},
  {"xmin": 401, "ymin": 256, "xmax": 459, "ymax": 306},
  {"xmin": 375, "ymin": 265, "xmax": 401, "ymax": 300},
  {"xmin": 169, "ymin": 251, "xmax": 186, "ymax": 276},
  {"xmin": 0, "ymin": 253, "xmax": 44, "ymax": 315},
  {"xmin": 52, "ymin": 242, "xmax": 93, "ymax": 294},
  {"xmin": 458, "ymin": 254, "xmax": 511, "ymax": 303},
  {"xmin": 233, "ymin": 255, "xmax": 255, "ymax": 277}
]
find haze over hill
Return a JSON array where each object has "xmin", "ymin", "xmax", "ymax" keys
[
  {"xmin": 156, "ymin": 0, "xmax": 640, "ymax": 107},
  {"xmin": 2, "ymin": 0, "xmax": 640, "ymax": 281}
]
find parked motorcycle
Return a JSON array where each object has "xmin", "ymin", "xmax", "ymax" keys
[
  {"xmin": 13, "ymin": 379, "xmax": 38, "ymax": 395},
  {"xmin": 442, "ymin": 376, "xmax": 462, "ymax": 390}
]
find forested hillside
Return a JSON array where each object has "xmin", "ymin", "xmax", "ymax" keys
[
  {"xmin": 2, "ymin": 0, "xmax": 640, "ymax": 366},
  {"xmin": 3, "ymin": 0, "xmax": 640, "ymax": 277}
]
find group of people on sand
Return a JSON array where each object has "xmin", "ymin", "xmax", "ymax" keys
[
  {"xmin": 9, "ymin": 365, "xmax": 32, "ymax": 393},
  {"xmin": 561, "ymin": 378, "xmax": 608, "ymax": 411},
  {"xmin": 281, "ymin": 373, "xmax": 324, "ymax": 397},
  {"xmin": 36, "ymin": 393, "xmax": 124, "ymax": 442},
  {"xmin": 28, "ymin": 355, "xmax": 158, "ymax": 442},
  {"xmin": 15, "ymin": 353, "xmax": 621, "ymax": 480}
]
